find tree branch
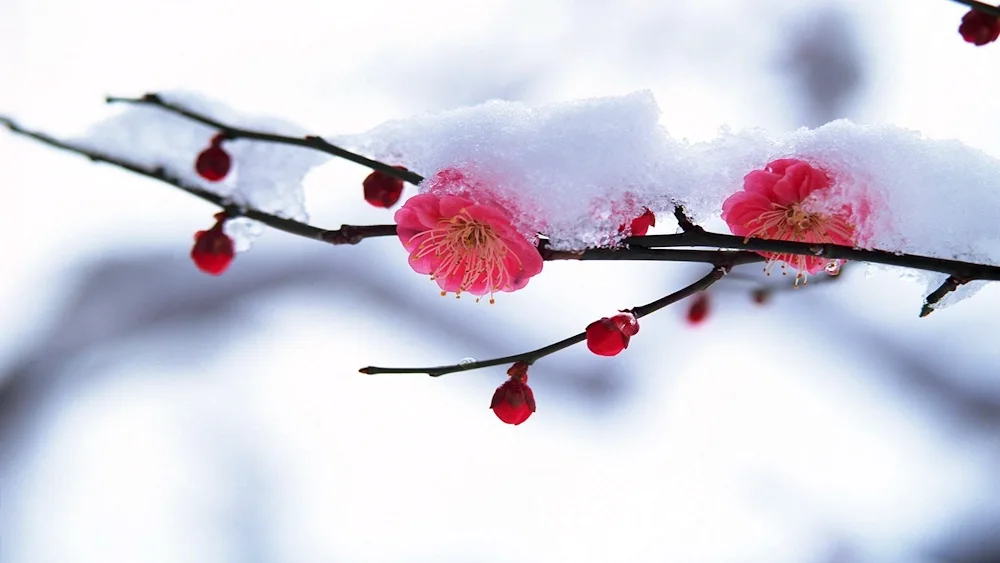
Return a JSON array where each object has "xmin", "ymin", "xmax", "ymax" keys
[
  {"xmin": 949, "ymin": 0, "xmax": 1000, "ymax": 18},
  {"xmin": 359, "ymin": 266, "xmax": 728, "ymax": 376},
  {"xmin": 0, "ymin": 115, "xmax": 398, "ymax": 245},
  {"xmin": 5, "ymin": 108, "xmax": 1000, "ymax": 285},
  {"xmin": 106, "ymin": 93, "xmax": 425, "ymax": 185},
  {"xmin": 628, "ymin": 232, "xmax": 1000, "ymax": 281}
]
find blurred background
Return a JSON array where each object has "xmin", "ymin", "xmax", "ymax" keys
[{"xmin": 3, "ymin": 0, "xmax": 1000, "ymax": 561}]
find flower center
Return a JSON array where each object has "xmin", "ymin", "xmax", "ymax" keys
[
  {"xmin": 743, "ymin": 202, "xmax": 855, "ymax": 286},
  {"xmin": 408, "ymin": 209, "xmax": 522, "ymax": 303}
]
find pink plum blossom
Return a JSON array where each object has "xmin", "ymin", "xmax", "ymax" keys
[
  {"xmin": 722, "ymin": 158, "xmax": 862, "ymax": 284},
  {"xmin": 394, "ymin": 190, "xmax": 544, "ymax": 303}
]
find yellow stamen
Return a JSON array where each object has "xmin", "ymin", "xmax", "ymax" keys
[
  {"xmin": 742, "ymin": 201, "xmax": 854, "ymax": 285},
  {"xmin": 407, "ymin": 208, "xmax": 523, "ymax": 303}
]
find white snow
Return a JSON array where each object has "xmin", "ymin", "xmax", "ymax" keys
[
  {"xmin": 73, "ymin": 90, "xmax": 1000, "ymax": 304},
  {"xmin": 343, "ymin": 91, "xmax": 1000, "ymax": 305}
]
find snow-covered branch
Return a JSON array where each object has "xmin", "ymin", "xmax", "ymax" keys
[
  {"xmin": 0, "ymin": 115, "xmax": 397, "ymax": 245},
  {"xmin": 106, "ymin": 94, "xmax": 423, "ymax": 186},
  {"xmin": 5, "ymin": 83, "xmax": 1000, "ymax": 407}
]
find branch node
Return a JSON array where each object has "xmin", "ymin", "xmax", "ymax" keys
[
  {"xmin": 221, "ymin": 203, "xmax": 245, "ymax": 219},
  {"xmin": 673, "ymin": 205, "xmax": 704, "ymax": 234}
]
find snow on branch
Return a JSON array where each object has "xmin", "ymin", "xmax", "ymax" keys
[{"xmin": 4, "ymin": 86, "xmax": 1000, "ymax": 423}]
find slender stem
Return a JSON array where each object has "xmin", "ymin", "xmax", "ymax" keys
[
  {"xmin": 359, "ymin": 266, "xmax": 728, "ymax": 376},
  {"xmin": 542, "ymin": 245, "xmax": 765, "ymax": 266},
  {"xmin": 630, "ymin": 266, "xmax": 728, "ymax": 318},
  {"xmin": 0, "ymin": 115, "xmax": 398, "ymax": 245},
  {"xmin": 629, "ymin": 231, "xmax": 1000, "ymax": 281},
  {"xmin": 949, "ymin": 0, "xmax": 1000, "ymax": 18},
  {"xmin": 106, "ymin": 93, "xmax": 426, "ymax": 185}
]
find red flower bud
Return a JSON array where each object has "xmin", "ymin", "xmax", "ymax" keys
[
  {"xmin": 752, "ymin": 288, "xmax": 770, "ymax": 306},
  {"xmin": 363, "ymin": 166, "xmax": 408, "ymax": 208},
  {"xmin": 491, "ymin": 362, "xmax": 536, "ymax": 425},
  {"xmin": 191, "ymin": 216, "xmax": 235, "ymax": 275},
  {"xmin": 585, "ymin": 312, "xmax": 640, "ymax": 356},
  {"xmin": 959, "ymin": 9, "xmax": 1000, "ymax": 46},
  {"xmin": 686, "ymin": 294, "xmax": 710, "ymax": 325},
  {"xmin": 195, "ymin": 143, "xmax": 232, "ymax": 182}
]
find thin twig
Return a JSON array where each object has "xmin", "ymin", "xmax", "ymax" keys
[
  {"xmin": 539, "ymin": 242, "xmax": 765, "ymax": 266},
  {"xmin": 920, "ymin": 275, "xmax": 968, "ymax": 317},
  {"xmin": 949, "ymin": 0, "xmax": 1000, "ymax": 18},
  {"xmin": 629, "ymin": 232, "xmax": 1000, "ymax": 281},
  {"xmin": 0, "ymin": 115, "xmax": 398, "ymax": 245},
  {"xmin": 106, "ymin": 93, "xmax": 426, "ymax": 185},
  {"xmin": 359, "ymin": 266, "xmax": 728, "ymax": 376}
]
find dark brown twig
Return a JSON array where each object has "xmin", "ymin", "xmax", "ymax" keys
[
  {"xmin": 359, "ymin": 266, "xmax": 728, "ymax": 376},
  {"xmin": 0, "ymin": 115, "xmax": 398, "ymax": 246},
  {"xmin": 538, "ymin": 241, "xmax": 765, "ymax": 267},
  {"xmin": 920, "ymin": 275, "xmax": 969, "ymax": 318},
  {"xmin": 629, "ymin": 232, "xmax": 1000, "ymax": 282},
  {"xmin": 106, "ymin": 93, "xmax": 425, "ymax": 185},
  {"xmin": 949, "ymin": 0, "xmax": 1000, "ymax": 18}
]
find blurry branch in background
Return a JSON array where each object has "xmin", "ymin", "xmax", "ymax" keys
[
  {"xmin": 361, "ymin": 266, "xmax": 728, "ymax": 376},
  {"xmin": 0, "ymin": 248, "xmax": 631, "ymax": 468},
  {"xmin": 780, "ymin": 7, "xmax": 864, "ymax": 128}
]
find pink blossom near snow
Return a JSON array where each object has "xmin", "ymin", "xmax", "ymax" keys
[
  {"xmin": 394, "ymin": 188, "xmax": 544, "ymax": 302},
  {"xmin": 343, "ymin": 91, "xmax": 671, "ymax": 251},
  {"xmin": 74, "ymin": 91, "xmax": 1000, "ymax": 308},
  {"xmin": 721, "ymin": 158, "xmax": 865, "ymax": 282}
]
